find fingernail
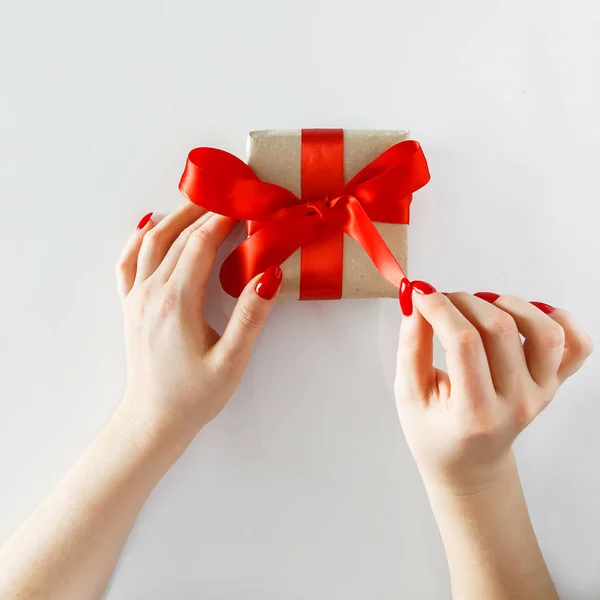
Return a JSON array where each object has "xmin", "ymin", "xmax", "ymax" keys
[
  {"xmin": 137, "ymin": 212, "xmax": 153, "ymax": 230},
  {"xmin": 531, "ymin": 301, "xmax": 555, "ymax": 314},
  {"xmin": 399, "ymin": 278, "xmax": 413, "ymax": 316},
  {"xmin": 256, "ymin": 266, "xmax": 283, "ymax": 300},
  {"xmin": 412, "ymin": 280, "xmax": 436, "ymax": 295},
  {"xmin": 474, "ymin": 292, "xmax": 500, "ymax": 303}
]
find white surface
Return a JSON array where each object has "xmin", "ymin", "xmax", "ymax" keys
[{"xmin": 1, "ymin": 1, "xmax": 599, "ymax": 598}]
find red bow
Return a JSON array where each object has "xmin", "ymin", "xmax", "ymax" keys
[{"xmin": 179, "ymin": 132, "xmax": 430, "ymax": 299}]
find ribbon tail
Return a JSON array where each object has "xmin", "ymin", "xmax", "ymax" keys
[
  {"xmin": 342, "ymin": 197, "xmax": 407, "ymax": 289},
  {"xmin": 220, "ymin": 216, "xmax": 322, "ymax": 297}
]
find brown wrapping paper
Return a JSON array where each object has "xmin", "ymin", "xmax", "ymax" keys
[{"xmin": 247, "ymin": 130, "xmax": 410, "ymax": 301}]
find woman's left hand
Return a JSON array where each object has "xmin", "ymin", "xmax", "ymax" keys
[{"xmin": 115, "ymin": 203, "xmax": 282, "ymax": 446}]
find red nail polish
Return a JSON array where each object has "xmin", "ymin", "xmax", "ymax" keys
[
  {"xmin": 412, "ymin": 280, "xmax": 436, "ymax": 295},
  {"xmin": 137, "ymin": 212, "xmax": 153, "ymax": 230},
  {"xmin": 474, "ymin": 292, "xmax": 500, "ymax": 303},
  {"xmin": 256, "ymin": 266, "xmax": 283, "ymax": 300},
  {"xmin": 531, "ymin": 301, "xmax": 555, "ymax": 314},
  {"xmin": 399, "ymin": 278, "xmax": 413, "ymax": 316}
]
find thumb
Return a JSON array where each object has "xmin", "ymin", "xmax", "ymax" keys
[
  {"xmin": 218, "ymin": 266, "xmax": 282, "ymax": 360},
  {"xmin": 396, "ymin": 299, "xmax": 436, "ymax": 400}
]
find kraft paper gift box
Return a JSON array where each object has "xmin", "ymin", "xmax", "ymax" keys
[
  {"xmin": 179, "ymin": 128, "xmax": 429, "ymax": 301},
  {"xmin": 247, "ymin": 129, "xmax": 411, "ymax": 301}
]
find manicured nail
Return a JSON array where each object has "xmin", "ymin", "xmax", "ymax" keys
[
  {"xmin": 531, "ymin": 301, "xmax": 555, "ymax": 314},
  {"xmin": 412, "ymin": 280, "xmax": 436, "ymax": 295},
  {"xmin": 474, "ymin": 292, "xmax": 500, "ymax": 303},
  {"xmin": 399, "ymin": 278, "xmax": 413, "ymax": 316},
  {"xmin": 256, "ymin": 266, "xmax": 283, "ymax": 300},
  {"xmin": 137, "ymin": 212, "xmax": 153, "ymax": 230}
]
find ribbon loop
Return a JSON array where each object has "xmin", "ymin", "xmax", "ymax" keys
[{"xmin": 179, "ymin": 137, "xmax": 430, "ymax": 299}]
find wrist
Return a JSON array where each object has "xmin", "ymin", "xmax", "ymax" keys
[
  {"xmin": 419, "ymin": 450, "xmax": 519, "ymax": 500},
  {"xmin": 109, "ymin": 403, "xmax": 197, "ymax": 463},
  {"xmin": 422, "ymin": 452, "xmax": 557, "ymax": 600},
  {"xmin": 118, "ymin": 384, "xmax": 205, "ymax": 444}
]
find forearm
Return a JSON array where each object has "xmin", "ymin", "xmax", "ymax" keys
[
  {"xmin": 0, "ymin": 409, "xmax": 188, "ymax": 600},
  {"xmin": 424, "ymin": 453, "xmax": 558, "ymax": 600}
]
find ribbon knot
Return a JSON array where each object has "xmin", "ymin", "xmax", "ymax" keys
[
  {"xmin": 305, "ymin": 195, "xmax": 334, "ymax": 221},
  {"xmin": 179, "ymin": 135, "xmax": 431, "ymax": 299}
]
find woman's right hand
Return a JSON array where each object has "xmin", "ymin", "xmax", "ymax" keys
[{"xmin": 394, "ymin": 286, "xmax": 593, "ymax": 495}]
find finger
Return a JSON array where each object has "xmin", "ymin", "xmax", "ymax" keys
[
  {"xmin": 396, "ymin": 305, "xmax": 436, "ymax": 399},
  {"xmin": 492, "ymin": 295, "xmax": 565, "ymax": 387},
  {"xmin": 153, "ymin": 211, "xmax": 216, "ymax": 281},
  {"xmin": 169, "ymin": 215, "xmax": 236, "ymax": 295},
  {"xmin": 135, "ymin": 202, "xmax": 206, "ymax": 282},
  {"xmin": 217, "ymin": 266, "xmax": 282, "ymax": 363},
  {"xmin": 446, "ymin": 292, "xmax": 527, "ymax": 395},
  {"xmin": 549, "ymin": 309, "xmax": 594, "ymax": 382},
  {"xmin": 116, "ymin": 213, "xmax": 155, "ymax": 299},
  {"xmin": 412, "ymin": 292, "xmax": 494, "ymax": 406}
]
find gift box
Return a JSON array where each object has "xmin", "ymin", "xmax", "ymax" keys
[{"xmin": 179, "ymin": 129, "xmax": 430, "ymax": 301}]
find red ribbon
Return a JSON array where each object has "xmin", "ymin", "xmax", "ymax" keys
[
  {"xmin": 299, "ymin": 129, "xmax": 345, "ymax": 300},
  {"xmin": 179, "ymin": 130, "xmax": 430, "ymax": 299}
]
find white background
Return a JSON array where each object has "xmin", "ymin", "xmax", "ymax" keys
[{"xmin": 1, "ymin": 1, "xmax": 599, "ymax": 598}]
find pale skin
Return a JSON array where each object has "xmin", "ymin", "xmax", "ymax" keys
[{"xmin": 0, "ymin": 202, "xmax": 593, "ymax": 599}]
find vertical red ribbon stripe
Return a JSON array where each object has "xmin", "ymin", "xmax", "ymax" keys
[{"xmin": 300, "ymin": 129, "xmax": 345, "ymax": 300}]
